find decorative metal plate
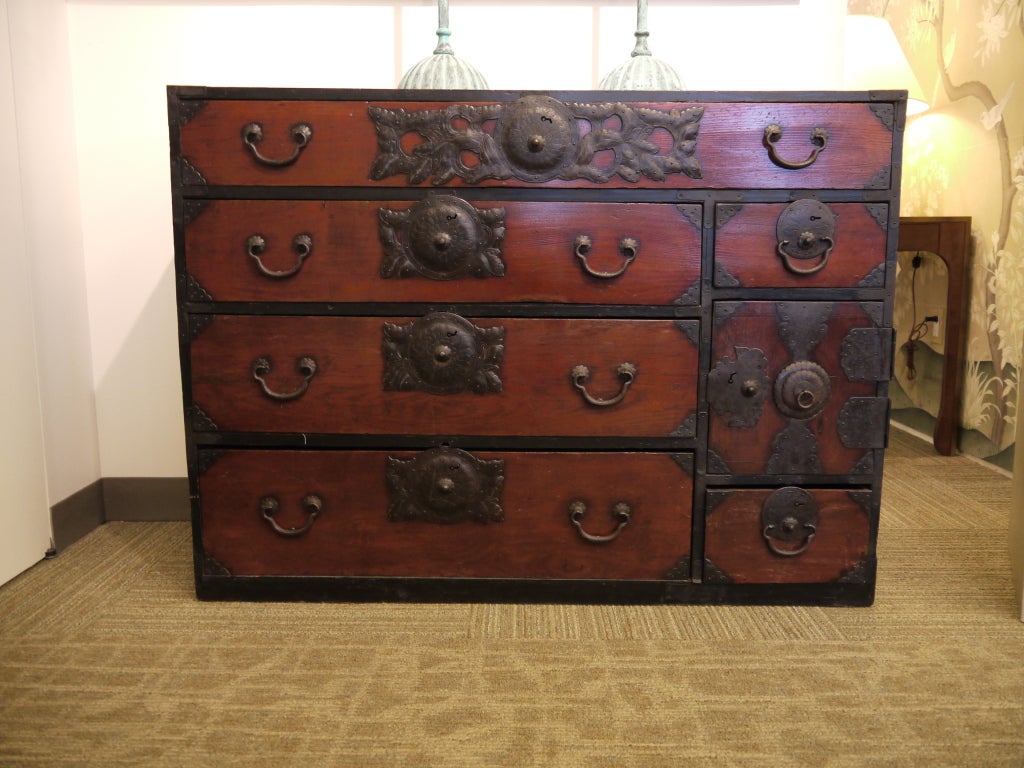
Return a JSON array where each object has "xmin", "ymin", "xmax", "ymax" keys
[
  {"xmin": 841, "ymin": 327, "xmax": 894, "ymax": 382},
  {"xmin": 838, "ymin": 397, "xmax": 889, "ymax": 450},
  {"xmin": 386, "ymin": 446, "xmax": 504, "ymax": 524},
  {"xmin": 707, "ymin": 347, "xmax": 769, "ymax": 428},
  {"xmin": 775, "ymin": 199, "xmax": 836, "ymax": 270},
  {"xmin": 368, "ymin": 96, "xmax": 704, "ymax": 185},
  {"xmin": 765, "ymin": 420, "xmax": 822, "ymax": 475},
  {"xmin": 378, "ymin": 196, "xmax": 506, "ymax": 280},
  {"xmin": 382, "ymin": 312, "xmax": 504, "ymax": 395},
  {"xmin": 775, "ymin": 302, "xmax": 833, "ymax": 359},
  {"xmin": 761, "ymin": 486, "xmax": 819, "ymax": 557}
]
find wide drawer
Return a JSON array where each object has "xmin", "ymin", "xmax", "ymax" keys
[
  {"xmin": 177, "ymin": 98, "xmax": 895, "ymax": 190},
  {"xmin": 189, "ymin": 314, "xmax": 700, "ymax": 437},
  {"xmin": 706, "ymin": 301, "xmax": 890, "ymax": 476},
  {"xmin": 704, "ymin": 487, "xmax": 872, "ymax": 584},
  {"xmin": 714, "ymin": 202, "xmax": 889, "ymax": 289},
  {"xmin": 199, "ymin": 448, "xmax": 693, "ymax": 579},
  {"xmin": 183, "ymin": 199, "xmax": 702, "ymax": 305}
]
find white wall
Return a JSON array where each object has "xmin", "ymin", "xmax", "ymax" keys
[
  {"xmin": 66, "ymin": 0, "xmax": 845, "ymax": 479},
  {"xmin": 0, "ymin": 0, "xmax": 53, "ymax": 583},
  {"xmin": 7, "ymin": 0, "xmax": 100, "ymax": 503}
]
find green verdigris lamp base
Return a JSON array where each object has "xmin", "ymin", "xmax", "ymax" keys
[{"xmin": 398, "ymin": 0, "xmax": 489, "ymax": 90}]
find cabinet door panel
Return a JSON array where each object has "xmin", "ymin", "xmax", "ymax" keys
[{"xmin": 707, "ymin": 301, "xmax": 889, "ymax": 476}]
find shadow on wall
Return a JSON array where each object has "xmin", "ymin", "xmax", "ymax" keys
[{"xmin": 94, "ymin": 260, "xmax": 186, "ymax": 482}]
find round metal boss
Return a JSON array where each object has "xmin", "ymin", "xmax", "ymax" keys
[
  {"xmin": 774, "ymin": 360, "xmax": 831, "ymax": 420},
  {"xmin": 406, "ymin": 312, "xmax": 483, "ymax": 394},
  {"xmin": 499, "ymin": 96, "xmax": 578, "ymax": 181},
  {"xmin": 409, "ymin": 447, "xmax": 486, "ymax": 520},
  {"xmin": 407, "ymin": 196, "xmax": 484, "ymax": 279},
  {"xmin": 775, "ymin": 199, "xmax": 836, "ymax": 262}
]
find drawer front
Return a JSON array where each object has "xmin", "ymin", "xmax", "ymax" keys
[
  {"xmin": 177, "ymin": 98, "xmax": 894, "ymax": 189},
  {"xmin": 706, "ymin": 301, "xmax": 890, "ymax": 476},
  {"xmin": 189, "ymin": 315, "xmax": 700, "ymax": 437},
  {"xmin": 704, "ymin": 487, "xmax": 872, "ymax": 584},
  {"xmin": 184, "ymin": 199, "xmax": 702, "ymax": 305},
  {"xmin": 714, "ymin": 202, "xmax": 888, "ymax": 289},
  {"xmin": 199, "ymin": 449, "xmax": 693, "ymax": 579}
]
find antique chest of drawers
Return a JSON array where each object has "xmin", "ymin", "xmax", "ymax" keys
[{"xmin": 168, "ymin": 87, "xmax": 905, "ymax": 604}]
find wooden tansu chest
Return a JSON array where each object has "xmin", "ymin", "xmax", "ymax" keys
[{"xmin": 169, "ymin": 87, "xmax": 905, "ymax": 604}]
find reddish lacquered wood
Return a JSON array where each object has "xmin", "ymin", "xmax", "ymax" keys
[
  {"xmin": 190, "ymin": 315, "xmax": 699, "ymax": 437},
  {"xmin": 200, "ymin": 449, "xmax": 693, "ymax": 579},
  {"xmin": 178, "ymin": 100, "xmax": 894, "ymax": 190},
  {"xmin": 707, "ymin": 302, "xmax": 880, "ymax": 475},
  {"xmin": 714, "ymin": 203, "xmax": 888, "ymax": 289},
  {"xmin": 184, "ymin": 199, "xmax": 702, "ymax": 305},
  {"xmin": 704, "ymin": 488, "xmax": 870, "ymax": 584}
]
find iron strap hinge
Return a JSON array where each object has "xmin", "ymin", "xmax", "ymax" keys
[
  {"xmin": 841, "ymin": 327, "xmax": 895, "ymax": 383},
  {"xmin": 838, "ymin": 397, "xmax": 891, "ymax": 450}
]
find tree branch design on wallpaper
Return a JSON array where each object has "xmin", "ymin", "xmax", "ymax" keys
[
  {"xmin": 855, "ymin": 0, "xmax": 1021, "ymax": 463},
  {"xmin": 928, "ymin": 0, "xmax": 1020, "ymax": 449}
]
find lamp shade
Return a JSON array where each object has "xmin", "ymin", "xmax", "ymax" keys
[{"xmin": 843, "ymin": 15, "xmax": 928, "ymax": 115}]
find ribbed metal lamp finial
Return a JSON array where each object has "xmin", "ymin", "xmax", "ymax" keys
[
  {"xmin": 433, "ymin": 0, "xmax": 453, "ymax": 55},
  {"xmin": 631, "ymin": 0, "xmax": 652, "ymax": 57},
  {"xmin": 600, "ymin": 0, "xmax": 685, "ymax": 90},
  {"xmin": 399, "ymin": 0, "xmax": 489, "ymax": 90}
]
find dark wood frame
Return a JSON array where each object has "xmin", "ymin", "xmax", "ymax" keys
[{"xmin": 896, "ymin": 217, "xmax": 972, "ymax": 455}]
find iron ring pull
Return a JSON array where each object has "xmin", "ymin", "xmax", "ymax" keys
[
  {"xmin": 571, "ymin": 362, "xmax": 637, "ymax": 407},
  {"xmin": 246, "ymin": 234, "xmax": 313, "ymax": 279},
  {"xmin": 776, "ymin": 233, "xmax": 835, "ymax": 275},
  {"xmin": 569, "ymin": 500, "xmax": 631, "ymax": 544},
  {"xmin": 762, "ymin": 521, "xmax": 817, "ymax": 557},
  {"xmin": 763, "ymin": 124, "xmax": 828, "ymax": 170},
  {"xmin": 252, "ymin": 356, "xmax": 318, "ymax": 401},
  {"xmin": 573, "ymin": 235, "xmax": 638, "ymax": 279},
  {"xmin": 260, "ymin": 495, "xmax": 322, "ymax": 537},
  {"xmin": 242, "ymin": 122, "xmax": 312, "ymax": 167}
]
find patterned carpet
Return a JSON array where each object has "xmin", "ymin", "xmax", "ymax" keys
[{"xmin": 1, "ymin": 429, "xmax": 1022, "ymax": 767}]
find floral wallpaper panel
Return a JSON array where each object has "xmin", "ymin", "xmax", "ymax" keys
[{"xmin": 850, "ymin": 0, "xmax": 1022, "ymax": 470}]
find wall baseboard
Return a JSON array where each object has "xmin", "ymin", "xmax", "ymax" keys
[
  {"xmin": 50, "ymin": 477, "xmax": 189, "ymax": 553},
  {"xmin": 50, "ymin": 480, "xmax": 105, "ymax": 553},
  {"xmin": 103, "ymin": 478, "xmax": 190, "ymax": 523}
]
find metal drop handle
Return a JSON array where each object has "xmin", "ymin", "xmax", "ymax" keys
[
  {"xmin": 763, "ymin": 124, "xmax": 828, "ymax": 170},
  {"xmin": 242, "ymin": 122, "xmax": 312, "ymax": 167},
  {"xmin": 246, "ymin": 234, "xmax": 313, "ymax": 279},
  {"xmin": 260, "ymin": 494, "xmax": 322, "ymax": 537},
  {"xmin": 569, "ymin": 500, "xmax": 631, "ymax": 544},
  {"xmin": 252, "ymin": 356, "xmax": 318, "ymax": 401},
  {"xmin": 571, "ymin": 362, "xmax": 637, "ymax": 407},
  {"xmin": 777, "ymin": 232, "xmax": 835, "ymax": 275},
  {"xmin": 763, "ymin": 519, "xmax": 817, "ymax": 557},
  {"xmin": 573, "ymin": 235, "xmax": 638, "ymax": 279}
]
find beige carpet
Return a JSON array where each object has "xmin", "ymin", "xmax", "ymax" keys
[{"xmin": 1, "ymin": 429, "xmax": 1022, "ymax": 767}]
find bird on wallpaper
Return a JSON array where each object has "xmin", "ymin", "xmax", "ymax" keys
[{"xmin": 980, "ymin": 83, "xmax": 1015, "ymax": 130}]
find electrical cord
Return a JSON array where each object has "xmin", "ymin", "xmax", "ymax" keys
[{"xmin": 902, "ymin": 252, "xmax": 930, "ymax": 380}]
